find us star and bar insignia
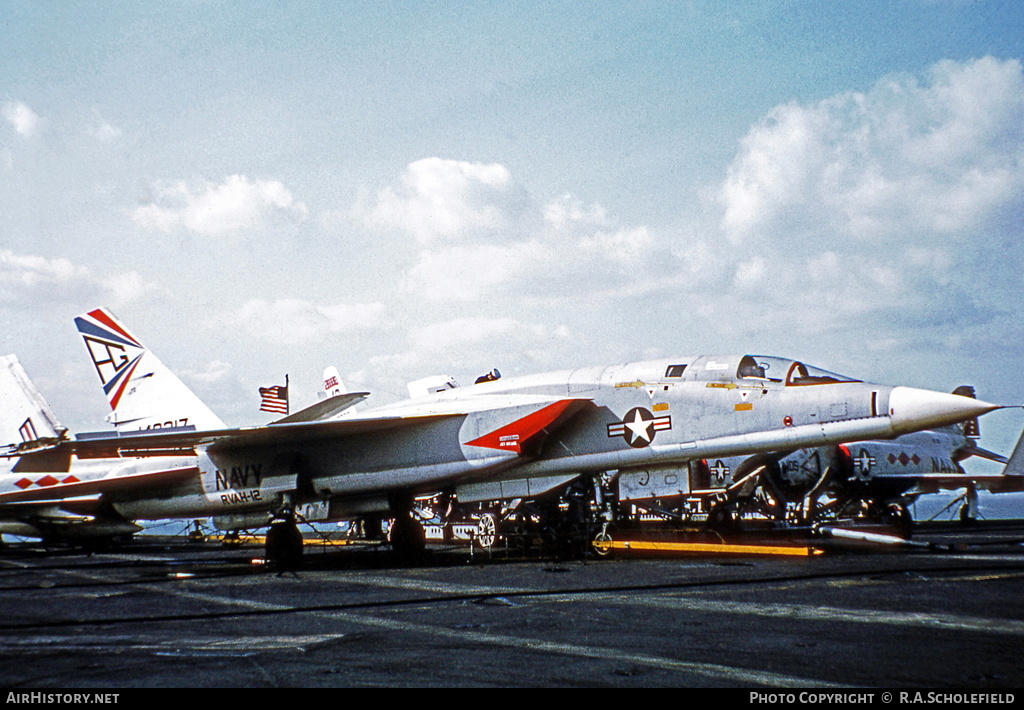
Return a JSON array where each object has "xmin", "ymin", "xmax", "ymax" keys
[{"xmin": 607, "ymin": 407, "xmax": 672, "ymax": 448}]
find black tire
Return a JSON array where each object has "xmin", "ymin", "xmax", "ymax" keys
[
  {"xmin": 388, "ymin": 515, "xmax": 426, "ymax": 559},
  {"xmin": 884, "ymin": 504, "xmax": 914, "ymax": 538},
  {"xmin": 266, "ymin": 519, "xmax": 304, "ymax": 570},
  {"xmin": 707, "ymin": 504, "xmax": 737, "ymax": 534}
]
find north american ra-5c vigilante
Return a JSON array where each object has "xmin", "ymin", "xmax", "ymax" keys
[{"xmin": 0, "ymin": 308, "xmax": 1006, "ymax": 561}]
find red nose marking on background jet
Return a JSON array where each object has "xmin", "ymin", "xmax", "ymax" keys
[{"xmin": 466, "ymin": 399, "xmax": 577, "ymax": 454}]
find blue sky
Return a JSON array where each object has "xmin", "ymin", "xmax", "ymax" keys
[{"xmin": 2, "ymin": 2, "xmax": 1023, "ymax": 483}]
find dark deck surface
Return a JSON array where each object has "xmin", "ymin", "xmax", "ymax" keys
[{"xmin": 1, "ymin": 521, "xmax": 1022, "ymax": 688}]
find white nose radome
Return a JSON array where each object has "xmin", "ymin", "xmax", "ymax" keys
[{"xmin": 888, "ymin": 386, "xmax": 1001, "ymax": 435}]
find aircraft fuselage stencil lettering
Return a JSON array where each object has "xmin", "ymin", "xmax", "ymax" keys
[
  {"xmin": 221, "ymin": 489, "xmax": 262, "ymax": 505},
  {"xmin": 214, "ymin": 463, "xmax": 263, "ymax": 491},
  {"xmin": 144, "ymin": 419, "xmax": 188, "ymax": 430},
  {"xmin": 931, "ymin": 457, "xmax": 958, "ymax": 473}
]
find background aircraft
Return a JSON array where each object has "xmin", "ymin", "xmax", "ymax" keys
[
  {"xmin": 0, "ymin": 309, "xmax": 1005, "ymax": 562},
  {"xmin": 616, "ymin": 395, "xmax": 1024, "ymax": 536},
  {"xmin": 0, "ymin": 354, "xmax": 146, "ymax": 543},
  {"xmin": 0, "ymin": 347, "xmax": 369, "ymax": 548}
]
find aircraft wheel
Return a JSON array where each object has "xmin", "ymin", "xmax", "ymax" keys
[
  {"xmin": 707, "ymin": 504, "xmax": 736, "ymax": 534},
  {"xmin": 362, "ymin": 514, "xmax": 385, "ymax": 541},
  {"xmin": 388, "ymin": 514, "xmax": 426, "ymax": 558},
  {"xmin": 592, "ymin": 524, "xmax": 613, "ymax": 557},
  {"xmin": 265, "ymin": 519, "xmax": 304, "ymax": 570},
  {"xmin": 959, "ymin": 503, "xmax": 977, "ymax": 525},
  {"xmin": 884, "ymin": 504, "xmax": 913, "ymax": 538},
  {"xmin": 476, "ymin": 513, "xmax": 499, "ymax": 549}
]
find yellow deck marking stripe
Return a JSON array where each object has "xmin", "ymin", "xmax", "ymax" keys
[{"xmin": 593, "ymin": 539, "xmax": 821, "ymax": 556}]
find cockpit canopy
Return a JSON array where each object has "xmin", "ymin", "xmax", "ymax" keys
[
  {"xmin": 742, "ymin": 355, "xmax": 860, "ymax": 386},
  {"xmin": 687, "ymin": 355, "xmax": 860, "ymax": 386}
]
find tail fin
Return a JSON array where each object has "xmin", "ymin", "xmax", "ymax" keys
[
  {"xmin": 1004, "ymin": 427, "xmax": 1024, "ymax": 477},
  {"xmin": 319, "ymin": 366, "xmax": 347, "ymax": 399},
  {"xmin": 74, "ymin": 308, "xmax": 225, "ymax": 432},
  {"xmin": 951, "ymin": 386, "xmax": 981, "ymax": 438},
  {"xmin": 0, "ymin": 354, "xmax": 65, "ymax": 451}
]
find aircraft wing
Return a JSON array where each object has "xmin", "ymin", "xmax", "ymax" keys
[
  {"xmin": 956, "ymin": 443, "xmax": 1008, "ymax": 464},
  {"xmin": 979, "ymin": 474, "xmax": 1024, "ymax": 493},
  {"xmin": 71, "ymin": 416, "xmax": 461, "ymax": 455},
  {"xmin": 874, "ymin": 472, "xmax": 1024, "ymax": 495},
  {"xmin": 0, "ymin": 464, "xmax": 200, "ymax": 505},
  {"xmin": 70, "ymin": 395, "xmax": 592, "ymax": 458}
]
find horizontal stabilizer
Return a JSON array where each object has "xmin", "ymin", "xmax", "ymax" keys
[
  {"xmin": 272, "ymin": 392, "xmax": 369, "ymax": 424},
  {"xmin": 957, "ymin": 443, "xmax": 1008, "ymax": 464}
]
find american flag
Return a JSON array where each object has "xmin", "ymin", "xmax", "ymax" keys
[{"xmin": 259, "ymin": 380, "xmax": 289, "ymax": 415}]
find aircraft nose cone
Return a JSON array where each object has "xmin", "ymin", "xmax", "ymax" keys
[{"xmin": 888, "ymin": 386, "xmax": 1001, "ymax": 435}]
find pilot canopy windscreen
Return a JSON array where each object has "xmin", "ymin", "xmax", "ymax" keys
[{"xmin": 742, "ymin": 355, "xmax": 861, "ymax": 386}]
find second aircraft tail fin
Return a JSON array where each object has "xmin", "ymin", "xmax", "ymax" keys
[
  {"xmin": 1003, "ymin": 427, "xmax": 1024, "ymax": 477},
  {"xmin": 0, "ymin": 354, "xmax": 66, "ymax": 451},
  {"xmin": 74, "ymin": 308, "xmax": 225, "ymax": 432}
]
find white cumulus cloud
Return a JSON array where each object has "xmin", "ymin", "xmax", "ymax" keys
[
  {"xmin": 706, "ymin": 56, "xmax": 1024, "ymax": 356},
  {"xmin": 2, "ymin": 101, "xmax": 42, "ymax": 137},
  {"xmin": 215, "ymin": 298, "xmax": 388, "ymax": 345},
  {"xmin": 406, "ymin": 217, "xmax": 670, "ymax": 303},
  {"xmin": 0, "ymin": 250, "xmax": 161, "ymax": 310},
  {"xmin": 719, "ymin": 56, "xmax": 1024, "ymax": 247},
  {"xmin": 370, "ymin": 317, "xmax": 574, "ymax": 384},
  {"xmin": 88, "ymin": 116, "xmax": 122, "ymax": 142},
  {"xmin": 132, "ymin": 175, "xmax": 308, "ymax": 236},
  {"xmin": 359, "ymin": 157, "xmax": 534, "ymax": 244},
  {"xmin": 364, "ymin": 160, "xmax": 674, "ymax": 304}
]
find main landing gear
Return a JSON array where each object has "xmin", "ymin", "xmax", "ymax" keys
[
  {"xmin": 387, "ymin": 493, "xmax": 427, "ymax": 560},
  {"xmin": 388, "ymin": 512, "xmax": 427, "ymax": 559},
  {"xmin": 265, "ymin": 495, "xmax": 303, "ymax": 571},
  {"xmin": 881, "ymin": 503, "xmax": 914, "ymax": 538},
  {"xmin": 265, "ymin": 513, "xmax": 303, "ymax": 571}
]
